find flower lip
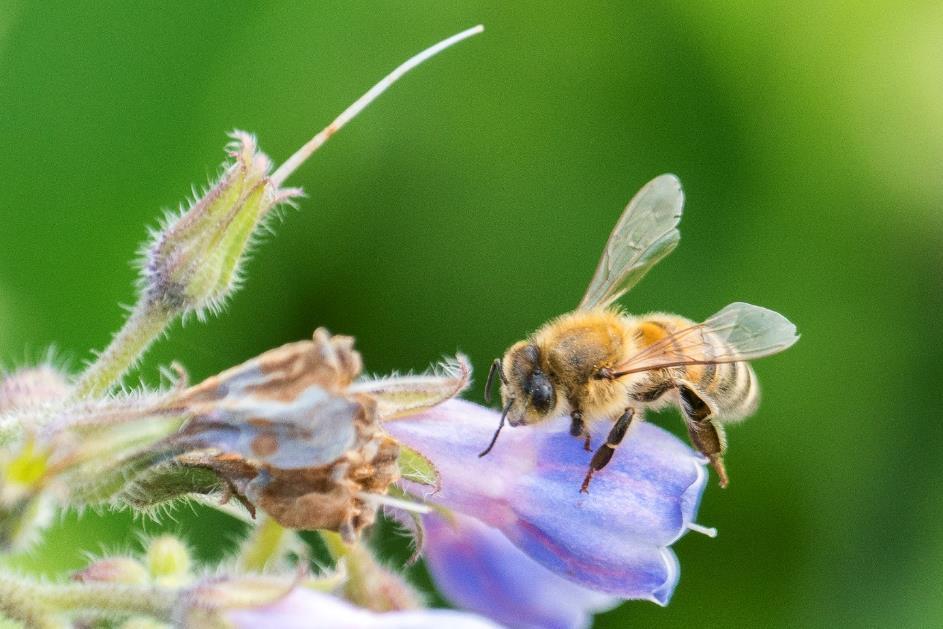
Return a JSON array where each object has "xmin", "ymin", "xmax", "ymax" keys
[
  {"xmin": 422, "ymin": 511, "xmax": 619, "ymax": 629},
  {"xmin": 217, "ymin": 582, "xmax": 502, "ymax": 629},
  {"xmin": 385, "ymin": 399, "xmax": 711, "ymax": 603}
]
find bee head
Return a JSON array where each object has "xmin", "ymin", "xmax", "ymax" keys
[
  {"xmin": 504, "ymin": 343, "xmax": 556, "ymax": 425},
  {"xmin": 479, "ymin": 342, "xmax": 557, "ymax": 458}
]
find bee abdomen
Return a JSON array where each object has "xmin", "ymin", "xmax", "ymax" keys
[
  {"xmin": 697, "ymin": 360, "xmax": 758, "ymax": 420},
  {"xmin": 630, "ymin": 379, "xmax": 672, "ymax": 403},
  {"xmin": 630, "ymin": 315, "xmax": 759, "ymax": 420}
]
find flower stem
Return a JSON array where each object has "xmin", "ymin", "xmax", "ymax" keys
[
  {"xmin": 319, "ymin": 531, "xmax": 368, "ymax": 605},
  {"xmin": 236, "ymin": 516, "xmax": 293, "ymax": 573},
  {"xmin": 319, "ymin": 530, "xmax": 420, "ymax": 612},
  {"xmin": 0, "ymin": 576, "xmax": 60, "ymax": 629},
  {"xmin": 0, "ymin": 576, "xmax": 177, "ymax": 626},
  {"xmin": 39, "ymin": 583, "xmax": 177, "ymax": 617},
  {"xmin": 72, "ymin": 302, "xmax": 174, "ymax": 399}
]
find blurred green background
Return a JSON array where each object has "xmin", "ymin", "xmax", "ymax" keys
[{"xmin": 1, "ymin": 2, "xmax": 940, "ymax": 627}]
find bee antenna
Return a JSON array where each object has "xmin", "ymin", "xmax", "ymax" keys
[
  {"xmin": 484, "ymin": 358, "xmax": 507, "ymax": 404},
  {"xmin": 479, "ymin": 397, "xmax": 514, "ymax": 457}
]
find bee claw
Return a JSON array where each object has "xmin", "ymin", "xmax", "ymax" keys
[
  {"xmin": 709, "ymin": 454, "xmax": 729, "ymax": 488},
  {"xmin": 580, "ymin": 469, "xmax": 593, "ymax": 493}
]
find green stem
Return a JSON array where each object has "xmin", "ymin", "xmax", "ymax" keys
[
  {"xmin": 38, "ymin": 583, "xmax": 177, "ymax": 617},
  {"xmin": 72, "ymin": 302, "xmax": 175, "ymax": 399},
  {"xmin": 320, "ymin": 531, "xmax": 367, "ymax": 607},
  {"xmin": 319, "ymin": 530, "xmax": 349, "ymax": 562},
  {"xmin": 0, "ymin": 576, "xmax": 60, "ymax": 629},
  {"xmin": 0, "ymin": 577, "xmax": 177, "ymax": 626},
  {"xmin": 318, "ymin": 531, "xmax": 420, "ymax": 612},
  {"xmin": 319, "ymin": 530, "xmax": 367, "ymax": 603},
  {"xmin": 236, "ymin": 516, "xmax": 292, "ymax": 573}
]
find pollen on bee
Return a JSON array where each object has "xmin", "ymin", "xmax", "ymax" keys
[{"xmin": 634, "ymin": 321, "xmax": 669, "ymax": 346}]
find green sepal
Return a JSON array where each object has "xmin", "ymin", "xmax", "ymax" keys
[{"xmin": 397, "ymin": 444, "xmax": 440, "ymax": 491}]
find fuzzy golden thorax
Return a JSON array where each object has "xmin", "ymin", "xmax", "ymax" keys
[{"xmin": 500, "ymin": 308, "xmax": 637, "ymax": 426}]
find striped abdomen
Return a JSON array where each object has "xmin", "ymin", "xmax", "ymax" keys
[{"xmin": 628, "ymin": 314, "xmax": 760, "ymax": 422}]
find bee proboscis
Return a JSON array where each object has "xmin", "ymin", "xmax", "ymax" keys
[{"xmin": 480, "ymin": 174, "xmax": 798, "ymax": 491}]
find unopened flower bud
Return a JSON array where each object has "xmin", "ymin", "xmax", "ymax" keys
[
  {"xmin": 119, "ymin": 618, "xmax": 171, "ymax": 629},
  {"xmin": 70, "ymin": 24, "xmax": 483, "ymax": 399},
  {"xmin": 146, "ymin": 535, "xmax": 192, "ymax": 586},
  {"xmin": 73, "ymin": 556, "xmax": 149, "ymax": 585},
  {"xmin": 0, "ymin": 365, "xmax": 71, "ymax": 413},
  {"xmin": 142, "ymin": 133, "xmax": 301, "ymax": 317}
]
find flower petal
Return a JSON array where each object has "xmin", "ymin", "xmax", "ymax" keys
[
  {"xmin": 385, "ymin": 399, "xmax": 709, "ymax": 603},
  {"xmin": 224, "ymin": 586, "xmax": 501, "ymax": 629},
  {"xmin": 423, "ymin": 512, "xmax": 619, "ymax": 629}
]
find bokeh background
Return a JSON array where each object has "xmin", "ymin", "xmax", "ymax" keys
[{"xmin": 1, "ymin": 2, "xmax": 941, "ymax": 627}]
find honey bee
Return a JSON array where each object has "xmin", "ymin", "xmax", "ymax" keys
[{"xmin": 479, "ymin": 174, "xmax": 798, "ymax": 491}]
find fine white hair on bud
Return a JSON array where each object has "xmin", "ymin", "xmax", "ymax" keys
[
  {"xmin": 140, "ymin": 132, "xmax": 301, "ymax": 320},
  {"xmin": 72, "ymin": 25, "xmax": 484, "ymax": 399},
  {"xmin": 350, "ymin": 354, "xmax": 472, "ymax": 420},
  {"xmin": 0, "ymin": 26, "xmax": 535, "ymax": 629},
  {"xmin": 0, "ymin": 365, "xmax": 71, "ymax": 415}
]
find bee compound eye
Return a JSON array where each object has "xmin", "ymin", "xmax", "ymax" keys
[{"xmin": 528, "ymin": 372, "xmax": 554, "ymax": 413}]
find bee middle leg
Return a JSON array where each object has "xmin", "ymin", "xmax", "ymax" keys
[
  {"xmin": 678, "ymin": 384, "xmax": 729, "ymax": 488},
  {"xmin": 580, "ymin": 408, "xmax": 635, "ymax": 493}
]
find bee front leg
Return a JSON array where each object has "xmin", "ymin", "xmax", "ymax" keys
[
  {"xmin": 580, "ymin": 408, "xmax": 635, "ymax": 493},
  {"xmin": 678, "ymin": 384, "xmax": 729, "ymax": 488},
  {"xmin": 570, "ymin": 410, "xmax": 592, "ymax": 451}
]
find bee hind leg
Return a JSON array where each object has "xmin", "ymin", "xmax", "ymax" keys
[
  {"xmin": 580, "ymin": 408, "xmax": 635, "ymax": 493},
  {"xmin": 678, "ymin": 384, "xmax": 729, "ymax": 488}
]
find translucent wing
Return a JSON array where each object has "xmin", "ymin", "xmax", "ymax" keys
[
  {"xmin": 615, "ymin": 303, "xmax": 798, "ymax": 375},
  {"xmin": 577, "ymin": 174, "xmax": 684, "ymax": 310}
]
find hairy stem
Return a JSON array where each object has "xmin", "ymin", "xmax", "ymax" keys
[
  {"xmin": 0, "ymin": 577, "xmax": 60, "ymax": 629},
  {"xmin": 39, "ymin": 583, "xmax": 177, "ymax": 617},
  {"xmin": 72, "ymin": 302, "xmax": 174, "ymax": 399},
  {"xmin": 319, "ymin": 531, "xmax": 420, "ymax": 612},
  {"xmin": 0, "ymin": 576, "xmax": 177, "ymax": 626},
  {"xmin": 319, "ymin": 530, "xmax": 367, "ymax": 605},
  {"xmin": 236, "ymin": 516, "xmax": 292, "ymax": 573},
  {"xmin": 70, "ymin": 25, "xmax": 484, "ymax": 399}
]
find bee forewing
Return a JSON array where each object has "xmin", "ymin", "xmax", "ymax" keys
[
  {"xmin": 577, "ymin": 174, "xmax": 684, "ymax": 311},
  {"xmin": 702, "ymin": 302, "xmax": 799, "ymax": 358},
  {"xmin": 615, "ymin": 303, "xmax": 798, "ymax": 374}
]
